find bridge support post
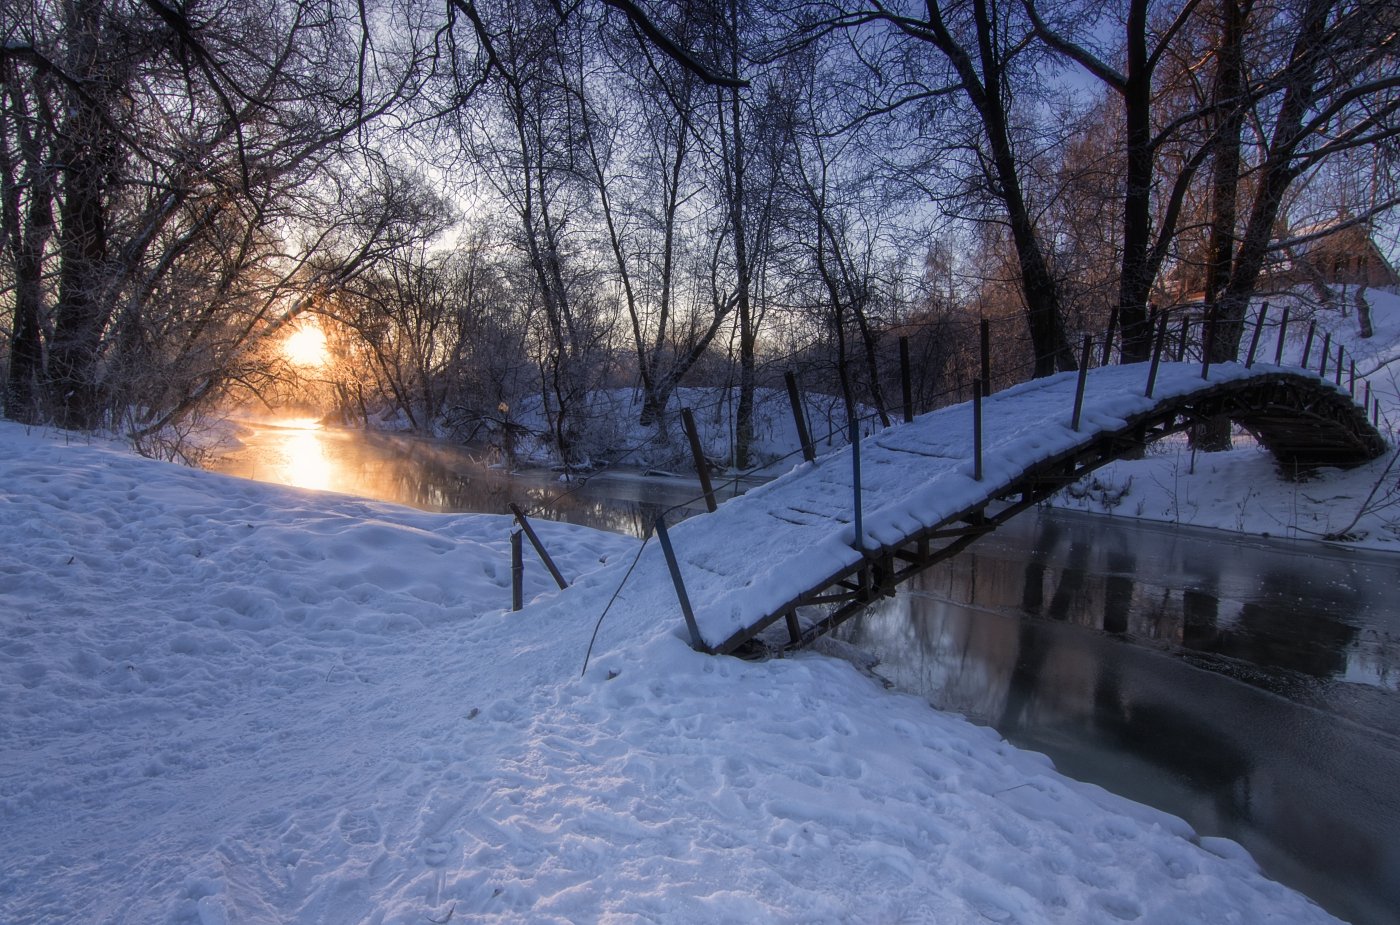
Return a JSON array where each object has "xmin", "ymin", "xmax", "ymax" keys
[{"xmin": 654, "ymin": 517, "xmax": 705, "ymax": 652}]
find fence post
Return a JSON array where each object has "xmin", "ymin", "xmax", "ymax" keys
[
  {"xmin": 1334, "ymin": 345, "xmax": 1344, "ymax": 387},
  {"xmin": 654, "ymin": 517, "xmax": 705, "ymax": 652},
  {"xmin": 980, "ymin": 319, "xmax": 992, "ymax": 397},
  {"xmin": 508, "ymin": 502, "xmax": 568, "ymax": 590},
  {"xmin": 785, "ymin": 371, "xmax": 817, "ymax": 463},
  {"xmin": 972, "ymin": 379, "xmax": 984, "ymax": 481},
  {"xmin": 510, "ymin": 530, "xmax": 524, "ymax": 611},
  {"xmin": 1072, "ymin": 335, "xmax": 1092, "ymax": 430},
  {"xmin": 1349, "ymin": 359, "xmax": 1357, "ymax": 396},
  {"xmin": 1245, "ymin": 302, "xmax": 1268, "ymax": 368},
  {"xmin": 1176, "ymin": 316, "xmax": 1191, "ymax": 362},
  {"xmin": 1301, "ymin": 321, "xmax": 1317, "ymax": 370},
  {"xmin": 1273, "ymin": 305, "xmax": 1291, "ymax": 365},
  {"xmin": 681, "ymin": 407, "xmax": 717, "ymax": 513},
  {"xmin": 1319, "ymin": 332, "xmax": 1331, "ymax": 378}
]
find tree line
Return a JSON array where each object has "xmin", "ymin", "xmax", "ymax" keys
[{"xmin": 3, "ymin": 0, "xmax": 1397, "ymax": 465}]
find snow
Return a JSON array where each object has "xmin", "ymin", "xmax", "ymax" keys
[
  {"xmin": 1, "ymin": 420, "xmax": 1347, "ymax": 921},
  {"xmin": 7, "ymin": 286, "xmax": 1396, "ymax": 923}
]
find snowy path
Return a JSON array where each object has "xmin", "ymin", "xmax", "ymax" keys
[{"xmin": 0, "ymin": 415, "xmax": 1349, "ymax": 923}]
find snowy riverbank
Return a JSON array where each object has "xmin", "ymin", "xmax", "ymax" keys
[{"xmin": 0, "ymin": 416, "xmax": 1356, "ymax": 924}]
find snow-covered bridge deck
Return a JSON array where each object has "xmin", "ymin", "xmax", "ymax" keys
[{"xmin": 655, "ymin": 361, "xmax": 1385, "ymax": 656}]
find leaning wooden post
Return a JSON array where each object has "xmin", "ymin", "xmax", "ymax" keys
[
  {"xmin": 1301, "ymin": 321, "xmax": 1317, "ymax": 369},
  {"xmin": 1102, "ymin": 306, "xmax": 1119, "ymax": 366},
  {"xmin": 654, "ymin": 517, "xmax": 705, "ymax": 651},
  {"xmin": 979, "ymin": 319, "xmax": 992, "ymax": 397},
  {"xmin": 899, "ymin": 337, "xmax": 914, "ymax": 424},
  {"xmin": 1319, "ymin": 332, "xmax": 1331, "ymax": 378},
  {"xmin": 785, "ymin": 371, "xmax": 817, "ymax": 463},
  {"xmin": 508, "ymin": 502, "xmax": 568, "ymax": 589},
  {"xmin": 1245, "ymin": 302, "xmax": 1267, "ymax": 368},
  {"xmin": 681, "ymin": 407, "xmax": 717, "ymax": 513},
  {"xmin": 1273, "ymin": 305, "xmax": 1291, "ymax": 365},
  {"xmin": 1176, "ymin": 316, "xmax": 1191, "ymax": 362},
  {"xmin": 1365, "ymin": 380, "xmax": 1372, "ymax": 411},
  {"xmin": 1334, "ymin": 346, "xmax": 1344, "ymax": 387},
  {"xmin": 972, "ymin": 379, "xmax": 984, "ymax": 481},
  {"xmin": 1349, "ymin": 360, "xmax": 1357, "ymax": 396},
  {"xmin": 1071, "ymin": 335, "xmax": 1092, "ymax": 430},
  {"xmin": 510, "ymin": 530, "xmax": 524, "ymax": 612},
  {"xmin": 1145, "ymin": 313, "xmax": 1167, "ymax": 398}
]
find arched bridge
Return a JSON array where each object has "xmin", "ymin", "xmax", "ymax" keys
[{"xmin": 655, "ymin": 361, "xmax": 1386, "ymax": 657}]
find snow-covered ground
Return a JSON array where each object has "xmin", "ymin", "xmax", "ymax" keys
[{"xmin": 4, "ymin": 287, "xmax": 1396, "ymax": 924}]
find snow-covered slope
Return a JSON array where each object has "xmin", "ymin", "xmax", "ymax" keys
[{"xmin": 0, "ymin": 422, "xmax": 1343, "ymax": 923}]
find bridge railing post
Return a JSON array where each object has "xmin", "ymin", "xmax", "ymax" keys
[
  {"xmin": 899, "ymin": 337, "xmax": 914, "ymax": 424},
  {"xmin": 654, "ymin": 517, "xmax": 706, "ymax": 652},
  {"xmin": 1319, "ymin": 332, "xmax": 1331, "ymax": 379},
  {"xmin": 1071, "ymin": 335, "xmax": 1092, "ymax": 430},
  {"xmin": 681, "ymin": 407, "xmax": 718, "ymax": 513},
  {"xmin": 1334, "ymin": 345, "xmax": 1345, "ymax": 387},
  {"xmin": 849, "ymin": 403, "xmax": 864, "ymax": 549},
  {"xmin": 1201, "ymin": 315, "xmax": 1216, "ymax": 380},
  {"xmin": 1273, "ymin": 305, "xmax": 1291, "ymax": 365},
  {"xmin": 785, "ymin": 371, "xmax": 817, "ymax": 464},
  {"xmin": 980, "ymin": 319, "xmax": 992, "ymax": 398},
  {"xmin": 509, "ymin": 503, "xmax": 568, "ymax": 590},
  {"xmin": 1245, "ymin": 302, "xmax": 1267, "ymax": 368},
  {"xmin": 1176, "ymin": 315, "xmax": 1191, "ymax": 362},
  {"xmin": 511, "ymin": 529, "xmax": 524, "ymax": 612},
  {"xmin": 1102, "ymin": 306, "xmax": 1118, "ymax": 367},
  {"xmin": 972, "ymin": 379, "xmax": 983, "ymax": 481},
  {"xmin": 1145, "ymin": 312, "xmax": 1167, "ymax": 399},
  {"xmin": 1301, "ymin": 321, "xmax": 1317, "ymax": 370}
]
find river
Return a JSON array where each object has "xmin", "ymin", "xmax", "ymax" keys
[{"xmin": 208, "ymin": 419, "xmax": 1400, "ymax": 925}]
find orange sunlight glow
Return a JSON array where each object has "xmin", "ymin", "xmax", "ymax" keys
[{"xmin": 283, "ymin": 323, "xmax": 329, "ymax": 368}]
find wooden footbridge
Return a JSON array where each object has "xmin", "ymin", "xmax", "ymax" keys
[{"xmin": 643, "ymin": 360, "xmax": 1386, "ymax": 657}]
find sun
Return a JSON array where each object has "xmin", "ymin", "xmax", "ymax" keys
[{"xmin": 283, "ymin": 322, "xmax": 329, "ymax": 369}]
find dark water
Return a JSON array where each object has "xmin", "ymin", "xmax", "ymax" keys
[
  {"xmin": 837, "ymin": 509, "xmax": 1400, "ymax": 925},
  {"xmin": 209, "ymin": 422, "xmax": 1400, "ymax": 923},
  {"xmin": 208, "ymin": 418, "xmax": 752, "ymax": 536}
]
